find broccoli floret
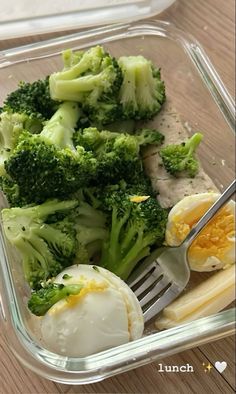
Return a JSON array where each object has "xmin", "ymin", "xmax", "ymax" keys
[
  {"xmin": 118, "ymin": 55, "xmax": 165, "ymax": 120},
  {"xmin": 0, "ymin": 176, "xmax": 28, "ymax": 207},
  {"xmin": 1, "ymin": 199, "xmax": 79, "ymax": 289},
  {"xmin": 84, "ymin": 99, "xmax": 122, "ymax": 127},
  {"xmin": 98, "ymin": 186, "xmax": 168, "ymax": 280},
  {"xmin": 49, "ymin": 46, "xmax": 122, "ymax": 102},
  {"xmin": 67, "ymin": 199, "xmax": 108, "ymax": 264},
  {"xmin": 84, "ymin": 173, "xmax": 154, "ymax": 210},
  {"xmin": 73, "ymin": 199, "xmax": 107, "ymax": 228},
  {"xmin": 40, "ymin": 100, "xmax": 79, "ymax": 149},
  {"xmin": 75, "ymin": 223, "xmax": 108, "ymax": 264},
  {"xmin": 74, "ymin": 127, "xmax": 164, "ymax": 151},
  {"xmin": 123, "ymin": 172, "xmax": 155, "ymax": 197},
  {"xmin": 135, "ymin": 128, "xmax": 165, "ymax": 146},
  {"xmin": 3, "ymin": 77, "xmax": 59, "ymax": 129},
  {"xmin": 28, "ymin": 282, "xmax": 83, "ymax": 316},
  {"xmin": 50, "ymin": 46, "xmax": 123, "ymax": 127},
  {"xmin": 0, "ymin": 111, "xmax": 35, "ymax": 206},
  {"xmin": 74, "ymin": 127, "xmax": 164, "ymax": 185},
  {"xmin": 104, "ymin": 119, "xmax": 136, "ymax": 134},
  {"xmin": 62, "ymin": 49, "xmax": 84, "ymax": 69},
  {"xmin": 159, "ymin": 132, "xmax": 203, "ymax": 177},
  {"xmin": 74, "ymin": 127, "xmax": 140, "ymax": 184},
  {"xmin": 5, "ymin": 102, "xmax": 97, "ymax": 204},
  {"xmin": 0, "ymin": 111, "xmax": 30, "ymax": 176}
]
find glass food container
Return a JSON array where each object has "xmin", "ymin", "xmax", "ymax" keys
[
  {"xmin": 0, "ymin": 20, "xmax": 235, "ymax": 384},
  {"xmin": 0, "ymin": 0, "xmax": 176, "ymax": 40}
]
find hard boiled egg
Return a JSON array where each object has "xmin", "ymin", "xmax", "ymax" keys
[
  {"xmin": 40, "ymin": 265, "xmax": 144, "ymax": 357},
  {"xmin": 165, "ymin": 193, "xmax": 235, "ymax": 271}
]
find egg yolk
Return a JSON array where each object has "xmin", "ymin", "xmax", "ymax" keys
[
  {"xmin": 172, "ymin": 204, "xmax": 235, "ymax": 263},
  {"xmin": 48, "ymin": 280, "xmax": 108, "ymax": 315},
  {"xmin": 129, "ymin": 195, "xmax": 150, "ymax": 203}
]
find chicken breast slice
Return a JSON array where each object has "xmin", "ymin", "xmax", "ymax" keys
[
  {"xmin": 155, "ymin": 168, "xmax": 218, "ymax": 208},
  {"xmin": 141, "ymin": 101, "xmax": 218, "ymax": 208}
]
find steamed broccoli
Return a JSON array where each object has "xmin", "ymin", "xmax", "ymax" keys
[
  {"xmin": 49, "ymin": 45, "xmax": 122, "ymax": 105},
  {"xmin": 98, "ymin": 185, "xmax": 168, "ymax": 280},
  {"xmin": 3, "ymin": 77, "xmax": 59, "ymax": 129},
  {"xmin": 135, "ymin": 128, "xmax": 165, "ymax": 146},
  {"xmin": 74, "ymin": 127, "xmax": 164, "ymax": 185},
  {"xmin": 0, "ymin": 111, "xmax": 30, "ymax": 176},
  {"xmin": 49, "ymin": 48, "xmax": 167, "ymax": 125},
  {"xmin": 104, "ymin": 119, "xmax": 135, "ymax": 134},
  {"xmin": 1, "ymin": 199, "xmax": 78, "ymax": 289},
  {"xmin": 70, "ymin": 199, "xmax": 108, "ymax": 264},
  {"xmin": 0, "ymin": 111, "xmax": 35, "ymax": 205},
  {"xmin": 28, "ymin": 283, "xmax": 83, "ymax": 316},
  {"xmin": 5, "ymin": 102, "xmax": 97, "ymax": 204},
  {"xmin": 49, "ymin": 46, "xmax": 123, "ymax": 126},
  {"xmin": 75, "ymin": 127, "xmax": 164, "ymax": 151},
  {"xmin": 159, "ymin": 132, "xmax": 203, "ymax": 177},
  {"xmin": 118, "ymin": 55, "xmax": 165, "ymax": 120},
  {"xmin": 0, "ymin": 176, "xmax": 28, "ymax": 207}
]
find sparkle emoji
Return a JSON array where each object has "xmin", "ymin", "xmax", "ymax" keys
[{"xmin": 202, "ymin": 362, "xmax": 213, "ymax": 373}]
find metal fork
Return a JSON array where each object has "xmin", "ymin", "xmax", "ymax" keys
[{"xmin": 127, "ymin": 180, "xmax": 236, "ymax": 323}]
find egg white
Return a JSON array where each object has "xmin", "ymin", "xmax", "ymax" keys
[
  {"xmin": 40, "ymin": 265, "xmax": 144, "ymax": 356},
  {"xmin": 165, "ymin": 193, "xmax": 235, "ymax": 272}
]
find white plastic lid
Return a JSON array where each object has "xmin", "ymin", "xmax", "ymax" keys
[{"xmin": 1, "ymin": 0, "xmax": 175, "ymax": 40}]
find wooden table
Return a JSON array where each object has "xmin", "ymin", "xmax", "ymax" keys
[{"xmin": 0, "ymin": 0, "xmax": 235, "ymax": 393}]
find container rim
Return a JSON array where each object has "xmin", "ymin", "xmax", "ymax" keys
[
  {"xmin": 0, "ymin": 20, "xmax": 235, "ymax": 384},
  {"xmin": 0, "ymin": 0, "xmax": 176, "ymax": 40},
  {"xmin": 0, "ymin": 20, "xmax": 235, "ymax": 129}
]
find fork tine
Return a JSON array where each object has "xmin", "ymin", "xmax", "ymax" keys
[
  {"xmin": 131, "ymin": 263, "xmax": 164, "ymax": 297},
  {"xmin": 128, "ymin": 260, "xmax": 162, "ymax": 288},
  {"xmin": 139, "ymin": 275, "xmax": 171, "ymax": 307},
  {"xmin": 127, "ymin": 248, "xmax": 166, "ymax": 289},
  {"xmin": 143, "ymin": 282, "xmax": 181, "ymax": 323}
]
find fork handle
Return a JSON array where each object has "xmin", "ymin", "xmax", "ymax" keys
[{"xmin": 182, "ymin": 179, "xmax": 236, "ymax": 249}]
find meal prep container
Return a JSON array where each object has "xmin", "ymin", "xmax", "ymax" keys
[
  {"xmin": 0, "ymin": 20, "xmax": 235, "ymax": 384},
  {"xmin": 0, "ymin": 0, "xmax": 176, "ymax": 40}
]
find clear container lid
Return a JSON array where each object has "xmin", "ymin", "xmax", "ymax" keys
[{"xmin": 1, "ymin": 0, "xmax": 175, "ymax": 40}]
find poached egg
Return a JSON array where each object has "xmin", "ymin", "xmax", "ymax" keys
[
  {"xmin": 40, "ymin": 264, "xmax": 144, "ymax": 357},
  {"xmin": 165, "ymin": 193, "xmax": 235, "ymax": 271}
]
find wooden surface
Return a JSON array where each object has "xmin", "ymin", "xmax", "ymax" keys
[{"xmin": 0, "ymin": 0, "xmax": 235, "ymax": 393}]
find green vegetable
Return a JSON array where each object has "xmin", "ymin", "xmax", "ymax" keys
[
  {"xmin": 49, "ymin": 46, "xmax": 122, "ymax": 126},
  {"xmin": 0, "ymin": 176, "xmax": 28, "ymax": 207},
  {"xmin": 0, "ymin": 111, "xmax": 29, "ymax": 176},
  {"xmin": 1, "ymin": 199, "xmax": 78, "ymax": 289},
  {"xmin": 28, "ymin": 283, "xmax": 83, "ymax": 316},
  {"xmin": 118, "ymin": 55, "xmax": 165, "ymax": 120},
  {"xmin": 135, "ymin": 128, "xmax": 165, "ymax": 147},
  {"xmin": 5, "ymin": 102, "xmax": 97, "ymax": 204},
  {"xmin": 1, "ymin": 45, "xmax": 171, "ymax": 290},
  {"xmin": 159, "ymin": 132, "xmax": 203, "ymax": 177},
  {"xmin": 97, "ymin": 183, "xmax": 168, "ymax": 280},
  {"xmin": 49, "ymin": 48, "xmax": 167, "ymax": 125},
  {"xmin": 69, "ymin": 199, "xmax": 108, "ymax": 264},
  {"xmin": 3, "ymin": 77, "xmax": 59, "ymax": 128},
  {"xmin": 74, "ymin": 127, "xmax": 164, "ymax": 185},
  {"xmin": 62, "ymin": 274, "xmax": 72, "ymax": 280},
  {"xmin": 104, "ymin": 119, "xmax": 135, "ymax": 134}
]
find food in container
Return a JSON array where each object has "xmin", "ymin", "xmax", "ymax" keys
[{"xmin": 0, "ymin": 21, "xmax": 235, "ymax": 383}]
